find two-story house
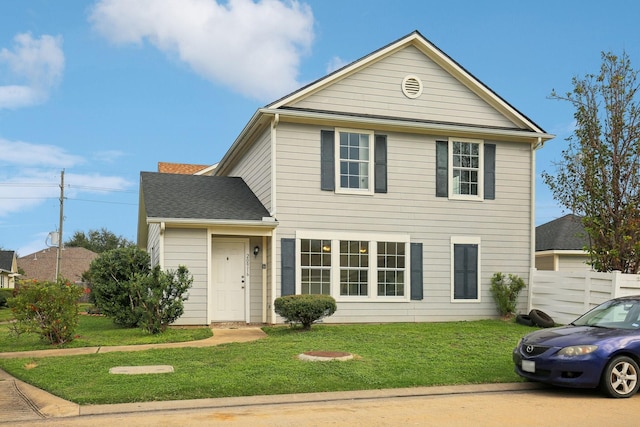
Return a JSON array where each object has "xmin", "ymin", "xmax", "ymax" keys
[{"xmin": 137, "ymin": 31, "xmax": 554, "ymax": 325}]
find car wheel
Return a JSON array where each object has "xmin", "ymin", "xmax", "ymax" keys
[
  {"xmin": 515, "ymin": 314, "xmax": 535, "ymax": 326},
  {"xmin": 529, "ymin": 309, "xmax": 555, "ymax": 328},
  {"xmin": 601, "ymin": 355, "xmax": 640, "ymax": 398}
]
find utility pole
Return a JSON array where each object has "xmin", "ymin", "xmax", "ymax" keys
[{"xmin": 55, "ymin": 170, "xmax": 65, "ymax": 280}]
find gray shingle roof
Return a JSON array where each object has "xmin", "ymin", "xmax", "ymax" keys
[
  {"xmin": 140, "ymin": 172, "xmax": 270, "ymax": 221},
  {"xmin": 536, "ymin": 214, "xmax": 589, "ymax": 251},
  {"xmin": 0, "ymin": 250, "xmax": 15, "ymax": 271}
]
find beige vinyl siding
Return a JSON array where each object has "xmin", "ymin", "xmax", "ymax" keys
[
  {"xmin": 248, "ymin": 236, "xmax": 265, "ymax": 322},
  {"xmin": 273, "ymin": 122, "xmax": 532, "ymax": 322},
  {"xmin": 228, "ymin": 128, "xmax": 272, "ymax": 212},
  {"xmin": 292, "ymin": 45, "xmax": 517, "ymax": 130},
  {"xmin": 147, "ymin": 223, "xmax": 161, "ymax": 267},
  {"xmin": 163, "ymin": 228, "xmax": 208, "ymax": 325},
  {"xmin": 558, "ymin": 255, "xmax": 591, "ymax": 271}
]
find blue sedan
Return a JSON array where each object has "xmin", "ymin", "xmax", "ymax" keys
[{"xmin": 513, "ymin": 296, "xmax": 640, "ymax": 398}]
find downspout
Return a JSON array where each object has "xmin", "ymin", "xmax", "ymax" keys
[
  {"xmin": 269, "ymin": 114, "xmax": 279, "ymax": 324},
  {"xmin": 529, "ymin": 137, "xmax": 544, "ymax": 312}
]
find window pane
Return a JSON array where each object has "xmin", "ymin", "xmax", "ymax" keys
[
  {"xmin": 340, "ymin": 240, "xmax": 369, "ymax": 296},
  {"xmin": 339, "ymin": 131, "xmax": 370, "ymax": 190},
  {"xmin": 377, "ymin": 242, "xmax": 406, "ymax": 297},
  {"xmin": 301, "ymin": 239, "xmax": 331, "ymax": 295},
  {"xmin": 451, "ymin": 141, "xmax": 480, "ymax": 196}
]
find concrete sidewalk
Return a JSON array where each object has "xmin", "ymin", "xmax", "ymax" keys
[{"xmin": 0, "ymin": 327, "xmax": 267, "ymax": 424}]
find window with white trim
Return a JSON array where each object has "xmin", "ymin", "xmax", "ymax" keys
[
  {"xmin": 450, "ymin": 137, "xmax": 483, "ymax": 199},
  {"xmin": 451, "ymin": 236, "xmax": 481, "ymax": 302},
  {"xmin": 337, "ymin": 129, "xmax": 373, "ymax": 193},
  {"xmin": 340, "ymin": 240, "xmax": 369, "ymax": 296},
  {"xmin": 377, "ymin": 241, "xmax": 406, "ymax": 296},
  {"xmin": 296, "ymin": 232, "xmax": 410, "ymax": 301},
  {"xmin": 300, "ymin": 239, "xmax": 331, "ymax": 295}
]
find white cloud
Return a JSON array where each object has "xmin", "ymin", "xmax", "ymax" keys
[
  {"xmin": 0, "ymin": 138, "xmax": 84, "ymax": 168},
  {"xmin": 89, "ymin": 0, "xmax": 315, "ymax": 101},
  {"xmin": 93, "ymin": 150, "xmax": 126, "ymax": 163},
  {"xmin": 326, "ymin": 56, "xmax": 348, "ymax": 74},
  {"xmin": 0, "ymin": 33, "xmax": 65, "ymax": 109},
  {"xmin": 0, "ymin": 139, "xmax": 132, "ymax": 218}
]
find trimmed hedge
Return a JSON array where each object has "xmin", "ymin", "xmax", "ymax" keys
[{"xmin": 274, "ymin": 294, "xmax": 337, "ymax": 330}]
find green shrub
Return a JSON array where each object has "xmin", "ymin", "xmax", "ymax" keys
[
  {"xmin": 274, "ymin": 294, "xmax": 337, "ymax": 330},
  {"xmin": 489, "ymin": 272, "xmax": 526, "ymax": 316},
  {"xmin": 131, "ymin": 265, "xmax": 192, "ymax": 334},
  {"xmin": 8, "ymin": 279, "xmax": 84, "ymax": 345},
  {"xmin": 0, "ymin": 288, "xmax": 14, "ymax": 308},
  {"xmin": 87, "ymin": 247, "xmax": 151, "ymax": 327}
]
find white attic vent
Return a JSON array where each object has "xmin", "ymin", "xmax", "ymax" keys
[{"xmin": 402, "ymin": 75, "xmax": 423, "ymax": 99}]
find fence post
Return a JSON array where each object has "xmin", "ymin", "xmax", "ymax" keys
[
  {"xmin": 612, "ymin": 270, "xmax": 621, "ymax": 298},
  {"xmin": 584, "ymin": 271, "xmax": 592, "ymax": 313},
  {"xmin": 528, "ymin": 267, "xmax": 536, "ymax": 313}
]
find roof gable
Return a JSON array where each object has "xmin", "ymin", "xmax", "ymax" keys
[
  {"xmin": 269, "ymin": 30, "xmax": 546, "ymax": 134},
  {"xmin": 0, "ymin": 250, "xmax": 16, "ymax": 272}
]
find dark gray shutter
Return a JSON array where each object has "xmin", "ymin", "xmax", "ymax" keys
[
  {"xmin": 410, "ymin": 242, "xmax": 423, "ymax": 300},
  {"xmin": 320, "ymin": 130, "xmax": 335, "ymax": 191},
  {"xmin": 484, "ymin": 144, "xmax": 496, "ymax": 200},
  {"xmin": 374, "ymin": 134, "xmax": 387, "ymax": 193},
  {"xmin": 436, "ymin": 141, "xmax": 448, "ymax": 197},
  {"xmin": 281, "ymin": 238, "xmax": 295, "ymax": 296},
  {"xmin": 453, "ymin": 244, "xmax": 478, "ymax": 299}
]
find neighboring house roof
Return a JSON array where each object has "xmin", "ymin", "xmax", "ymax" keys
[
  {"xmin": 536, "ymin": 214, "xmax": 590, "ymax": 251},
  {"xmin": 17, "ymin": 247, "xmax": 98, "ymax": 283},
  {"xmin": 139, "ymin": 172, "xmax": 271, "ymax": 222},
  {"xmin": 0, "ymin": 250, "xmax": 16, "ymax": 273},
  {"xmin": 157, "ymin": 162, "xmax": 210, "ymax": 175}
]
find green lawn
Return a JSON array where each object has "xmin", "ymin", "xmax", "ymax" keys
[
  {"xmin": 0, "ymin": 319, "xmax": 534, "ymax": 405},
  {"xmin": 0, "ymin": 309, "xmax": 212, "ymax": 352}
]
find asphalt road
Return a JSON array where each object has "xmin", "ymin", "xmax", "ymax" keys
[{"xmin": 7, "ymin": 384, "xmax": 640, "ymax": 427}]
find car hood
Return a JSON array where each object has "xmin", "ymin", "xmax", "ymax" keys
[{"xmin": 522, "ymin": 325, "xmax": 637, "ymax": 347}]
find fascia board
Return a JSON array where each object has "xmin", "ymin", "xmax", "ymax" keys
[{"xmin": 262, "ymin": 108, "xmax": 555, "ymax": 142}]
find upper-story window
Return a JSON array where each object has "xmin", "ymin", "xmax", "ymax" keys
[
  {"xmin": 450, "ymin": 138, "xmax": 482, "ymax": 199},
  {"xmin": 452, "ymin": 140, "xmax": 480, "ymax": 196},
  {"xmin": 320, "ymin": 129, "xmax": 387, "ymax": 194},
  {"xmin": 337, "ymin": 129, "xmax": 374, "ymax": 193},
  {"xmin": 436, "ymin": 138, "xmax": 495, "ymax": 201}
]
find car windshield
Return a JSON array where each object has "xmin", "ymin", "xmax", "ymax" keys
[{"xmin": 572, "ymin": 298, "xmax": 640, "ymax": 329}]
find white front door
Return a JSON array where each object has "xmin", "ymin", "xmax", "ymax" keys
[{"xmin": 211, "ymin": 239, "xmax": 248, "ymax": 321}]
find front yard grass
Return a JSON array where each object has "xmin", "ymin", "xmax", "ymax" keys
[
  {"xmin": 0, "ymin": 311, "xmax": 212, "ymax": 352},
  {"xmin": 0, "ymin": 320, "xmax": 534, "ymax": 405}
]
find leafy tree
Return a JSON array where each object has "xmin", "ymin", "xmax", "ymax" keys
[
  {"xmin": 65, "ymin": 228, "xmax": 134, "ymax": 253},
  {"xmin": 87, "ymin": 247, "xmax": 191, "ymax": 333},
  {"xmin": 544, "ymin": 51, "xmax": 640, "ymax": 273},
  {"xmin": 87, "ymin": 246, "xmax": 151, "ymax": 327}
]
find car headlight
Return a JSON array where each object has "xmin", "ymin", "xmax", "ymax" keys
[{"xmin": 557, "ymin": 345, "xmax": 598, "ymax": 356}]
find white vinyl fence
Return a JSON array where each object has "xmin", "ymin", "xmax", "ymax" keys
[{"xmin": 528, "ymin": 269, "xmax": 640, "ymax": 325}]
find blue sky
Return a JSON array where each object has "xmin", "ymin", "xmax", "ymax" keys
[{"xmin": 1, "ymin": 0, "xmax": 639, "ymax": 256}]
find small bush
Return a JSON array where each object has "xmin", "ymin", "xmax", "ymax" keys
[
  {"xmin": 274, "ymin": 294, "xmax": 337, "ymax": 330},
  {"xmin": 8, "ymin": 279, "xmax": 84, "ymax": 345},
  {"xmin": 0, "ymin": 288, "xmax": 14, "ymax": 308},
  {"xmin": 132, "ymin": 265, "xmax": 192, "ymax": 334},
  {"xmin": 489, "ymin": 272, "xmax": 526, "ymax": 316}
]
